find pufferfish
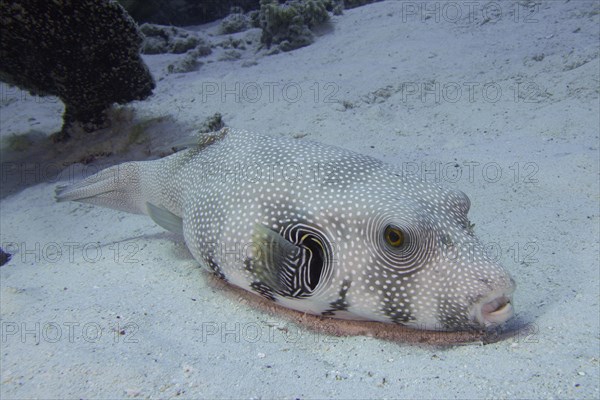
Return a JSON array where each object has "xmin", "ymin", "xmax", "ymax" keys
[{"xmin": 56, "ymin": 128, "xmax": 515, "ymax": 331}]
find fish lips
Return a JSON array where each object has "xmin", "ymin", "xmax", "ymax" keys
[{"xmin": 469, "ymin": 283, "xmax": 516, "ymax": 329}]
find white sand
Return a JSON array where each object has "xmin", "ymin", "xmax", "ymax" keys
[{"xmin": 1, "ymin": 1, "xmax": 599, "ymax": 398}]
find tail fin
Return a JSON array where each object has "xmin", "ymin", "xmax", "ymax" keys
[{"xmin": 56, "ymin": 161, "xmax": 149, "ymax": 215}]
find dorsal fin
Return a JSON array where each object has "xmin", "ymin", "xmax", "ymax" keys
[{"xmin": 171, "ymin": 127, "xmax": 229, "ymax": 150}]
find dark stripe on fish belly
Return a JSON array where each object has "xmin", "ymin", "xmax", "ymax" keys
[
  {"xmin": 249, "ymin": 281, "xmax": 276, "ymax": 302},
  {"xmin": 206, "ymin": 257, "xmax": 227, "ymax": 282},
  {"xmin": 321, "ymin": 279, "xmax": 352, "ymax": 316},
  {"xmin": 381, "ymin": 295, "xmax": 415, "ymax": 324}
]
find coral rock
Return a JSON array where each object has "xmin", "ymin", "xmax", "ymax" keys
[{"xmin": 0, "ymin": 0, "xmax": 155, "ymax": 139}]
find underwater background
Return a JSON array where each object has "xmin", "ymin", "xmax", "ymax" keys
[{"xmin": 1, "ymin": 1, "xmax": 599, "ymax": 398}]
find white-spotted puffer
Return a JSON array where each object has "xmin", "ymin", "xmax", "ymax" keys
[{"xmin": 56, "ymin": 128, "xmax": 515, "ymax": 331}]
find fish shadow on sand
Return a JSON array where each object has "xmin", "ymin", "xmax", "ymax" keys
[{"xmin": 204, "ymin": 272, "xmax": 535, "ymax": 348}]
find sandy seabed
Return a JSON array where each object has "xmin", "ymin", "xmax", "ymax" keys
[{"xmin": 1, "ymin": 1, "xmax": 599, "ymax": 398}]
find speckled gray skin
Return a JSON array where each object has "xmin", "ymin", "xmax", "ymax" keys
[{"xmin": 57, "ymin": 128, "xmax": 515, "ymax": 331}]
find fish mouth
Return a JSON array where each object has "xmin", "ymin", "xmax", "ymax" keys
[
  {"xmin": 481, "ymin": 296, "xmax": 513, "ymax": 325},
  {"xmin": 470, "ymin": 290, "xmax": 515, "ymax": 328}
]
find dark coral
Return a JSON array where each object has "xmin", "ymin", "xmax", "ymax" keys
[
  {"xmin": 139, "ymin": 24, "xmax": 210, "ymax": 55},
  {"xmin": 0, "ymin": 247, "xmax": 11, "ymax": 267},
  {"xmin": 221, "ymin": 10, "xmax": 251, "ymax": 34},
  {"xmin": 0, "ymin": 0, "xmax": 155, "ymax": 139},
  {"xmin": 118, "ymin": 0, "xmax": 261, "ymax": 26},
  {"xmin": 259, "ymin": 0, "xmax": 331, "ymax": 52}
]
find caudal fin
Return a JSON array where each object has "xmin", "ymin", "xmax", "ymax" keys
[{"xmin": 55, "ymin": 162, "xmax": 147, "ymax": 214}]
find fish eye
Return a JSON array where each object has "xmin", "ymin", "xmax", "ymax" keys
[{"xmin": 384, "ymin": 225, "xmax": 405, "ymax": 248}]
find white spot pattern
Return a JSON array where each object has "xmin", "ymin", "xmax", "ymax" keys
[{"xmin": 149, "ymin": 129, "xmax": 516, "ymax": 331}]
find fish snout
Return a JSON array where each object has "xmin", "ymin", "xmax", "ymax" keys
[{"xmin": 469, "ymin": 286, "xmax": 515, "ymax": 328}]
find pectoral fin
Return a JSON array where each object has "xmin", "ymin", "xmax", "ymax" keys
[
  {"xmin": 146, "ymin": 202, "xmax": 184, "ymax": 235},
  {"xmin": 248, "ymin": 224, "xmax": 303, "ymax": 295}
]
